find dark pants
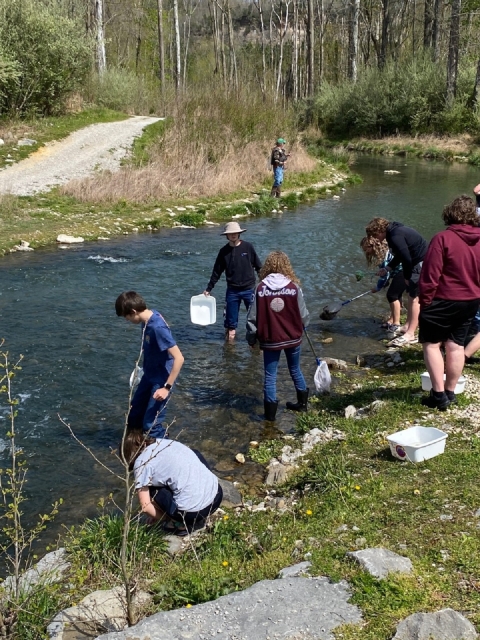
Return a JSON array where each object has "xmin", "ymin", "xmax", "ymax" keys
[
  {"xmin": 224, "ymin": 287, "xmax": 254, "ymax": 329},
  {"xmin": 128, "ymin": 377, "xmax": 170, "ymax": 439}
]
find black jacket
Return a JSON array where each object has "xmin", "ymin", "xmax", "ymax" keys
[
  {"xmin": 206, "ymin": 240, "xmax": 262, "ymax": 292},
  {"xmin": 386, "ymin": 222, "xmax": 428, "ymax": 280}
]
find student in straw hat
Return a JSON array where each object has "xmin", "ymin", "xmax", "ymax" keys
[{"xmin": 203, "ymin": 221, "xmax": 262, "ymax": 341}]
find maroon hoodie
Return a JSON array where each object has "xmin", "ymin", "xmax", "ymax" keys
[{"xmin": 419, "ymin": 224, "xmax": 480, "ymax": 307}]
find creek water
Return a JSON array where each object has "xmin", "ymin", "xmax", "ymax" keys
[{"xmin": 0, "ymin": 154, "xmax": 478, "ymax": 540}]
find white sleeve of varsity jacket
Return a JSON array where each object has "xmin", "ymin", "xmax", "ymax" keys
[
  {"xmin": 298, "ymin": 288, "xmax": 310, "ymax": 327},
  {"xmin": 246, "ymin": 291, "xmax": 258, "ymax": 345}
]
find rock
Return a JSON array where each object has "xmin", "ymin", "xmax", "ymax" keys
[
  {"xmin": 475, "ymin": 508, "xmax": 480, "ymax": 518},
  {"xmin": 278, "ymin": 561, "xmax": 312, "ymax": 578},
  {"xmin": 333, "ymin": 195, "xmax": 340, "ymax": 200},
  {"xmin": 392, "ymin": 608, "xmax": 477, "ymax": 639},
  {"xmin": 323, "ymin": 357, "xmax": 348, "ymax": 371},
  {"xmin": 369, "ymin": 400, "xmax": 386, "ymax": 414},
  {"xmin": 265, "ymin": 460, "xmax": 292, "ymax": 486},
  {"xmin": 321, "ymin": 337, "xmax": 333, "ymax": 344},
  {"xmin": 235, "ymin": 453, "xmax": 245, "ymax": 464},
  {"xmin": 356, "ymin": 355, "xmax": 366, "ymax": 366},
  {"xmin": 218, "ymin": 477, "xmax": 242, "ymax": 508},
  {"xmin": 347, "ymin": 547, "xmax": 413, "ymax": 579},
  {"xmin": 96, "ymin": 576, "xmax": 362, "ymax": 640},
  {"xmin": 3, "ymin": 549, "xmax": 69, "ymax": 596},
  {"xmin": 384, "ymin": 169, "xmax": 401, "ymax": 174},
  {"xmin": 0, "ymin": 139, "xmax": 4, "ymax": 145},
  {"xmin": 345, "ymin": 405, "xmax": 357, "ymax": 419},
  {"xmin": 165, "ymin": 535, "xmax": 185, "ymax": 556},
  {"xmin": 12, "ymin": 240, "xmax": 34, "ymax": 252},
  {"xmin": 249, "ymin": 441, "xmax": 259, "ymax": 448},
  {"xmin": 56, "ymin": 234, "xmax": 84, "ymax": 244},
  {"xmin": 17, "ymin": 138, "xmax": 37, "ymax": 146},
  {"xmin": 48, "ymin": 586, "xmax": 151, "ymax": 639}
]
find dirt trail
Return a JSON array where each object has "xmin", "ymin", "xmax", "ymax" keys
[{"xmin": 0, "ymin": 115, "xmax": 161, "ymax": 196}]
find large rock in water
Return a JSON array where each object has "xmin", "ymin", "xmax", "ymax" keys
[
  {"xmin": 218, "ymin": 478, "xmax": 242, "ymax": 508},
  {"xmin": 96, "ymin": 576, "xmax": 362, "ymax": 639},
  {"xmin": 392, "ymin": 608, "xmax": 478, "ymax": 639}
]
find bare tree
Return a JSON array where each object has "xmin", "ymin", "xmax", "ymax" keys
[
  {"xmin": 95, "ymin": 0, "xmax": 107, "ymax": 73},
  {"xmin": 157, "ymin": 0, "xmax": 166, "ymax": 104},
  {"xmin": 173, "ymin": 0, "xmax": 182, "ymax": 92},
  {"xmin": 307, "ymin": 0, "xmax": 315, "ymax": 94},
  {"xmin": 348, "ymin": 0, "xmax": 360, "ymax": 81},
  {"xmin": 446, "ymin": 0, "xmax": 461, "ymax": 105}
]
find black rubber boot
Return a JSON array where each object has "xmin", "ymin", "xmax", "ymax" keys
[
  {"xmin": 286, "ymin": 388, "xmax": 309, "ymax": 412},
  {"xmin": 264, "ymin": 400, "xmax": 278, "ymax": 422},
  {"xmin": 270, "ymin": 187, "xmax": 277, "ymax": 197},
  {"xmin": 421, "ymin": 390, "xmax": 450, "ymax": 411},
  {"xmin": 445, "ymin": 389, "xmax": 457, "ymax": 404},
  {"xmin": 276, "ymin": 186, "xmax": 281, "ymax": 198}
]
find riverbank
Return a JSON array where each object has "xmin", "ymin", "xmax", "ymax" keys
[
  {"xmin": 315, "ymin": 133, "xmax": 480, "ymax": 166},
  {"xmin": 18, "ymin": 342, "xmax": 480, "ymax": 638}
]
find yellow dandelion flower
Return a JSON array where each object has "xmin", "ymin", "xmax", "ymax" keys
[
  {"xmin": 186, "ymin": 603, "xmax": 192, "ymax": 608},
  {"xmin": 355, "ymin": 485, "xmax": 361, "ymax": 491},
  {"xmin": 223, "ymin": 515, "xmax": 229, "ymax": 520},
  {"xmin": 222, "ymin": 561, "xmax": 229, "ymax": 567},
  {"xmin": 413, "ymin": 489, "xmax": 420, "ymax": 495},
  {"xmin": 306, "ymin": 509, "xmax": 313, "ymax": 516}
]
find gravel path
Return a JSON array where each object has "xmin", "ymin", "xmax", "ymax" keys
[{"xmin": 0, "ymin": 115, "xmax": 161, "ymax": 196}]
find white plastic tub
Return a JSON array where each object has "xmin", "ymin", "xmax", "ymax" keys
[
  {"xmin": 387, "ymin": 425, "xmax": 448, "ymax": 462},
  {"xmin": 190, "ymin": 294, "xmax": 216, "ymax": 326},
  {"xmin": 420, "ymin": 372, "xmax": 466, "ymax": 394}
]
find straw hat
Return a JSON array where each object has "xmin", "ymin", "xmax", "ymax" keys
[{"xmin": 221, "ymin": 221, "xmax": 247, "ymax": 235}]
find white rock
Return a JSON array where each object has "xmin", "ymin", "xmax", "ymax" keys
[
  {"xmin": 332, "ymin": 195, "xmax": 340, "ymax": 200},
  {"xmin": 384, "ymin": 170, "xmax": 401, "ymax": 174},
  {"xmin": 0, "ymin": 139, "xmax": 4, "ymax": 145},
  {"xmin": 17, "ymin": 138, "xmax": 37, "ymax": 146},
  {"xmin": 12, "ymin": 240, "xmax": 34, "ymax": 252},
  {"xmin": 235, "ymin": 453, "xmax": 245, "ymax": 464},
  {"xmin": 56, "ymin": 234, "xmax": 84, "ymax": 244}
]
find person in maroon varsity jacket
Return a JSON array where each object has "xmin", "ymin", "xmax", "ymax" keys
[{"xmin": 246, "ymin": 251, "xmax": 309, "ymax": 422}]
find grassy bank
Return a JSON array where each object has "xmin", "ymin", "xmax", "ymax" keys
[
  {"xmin": 0, "ymin": 159, "xmax": 356, "ymax": 257},
  {"xmin": 49, "ymin": 344, "xmax": 480, "ymax": 640},
  {"xmin": 313, "ymin": 133, "xmax": 480, "ymax": 166},
  {"xmin": 0, "ymin": 108, "xmax": 128, "ymax": 170}
]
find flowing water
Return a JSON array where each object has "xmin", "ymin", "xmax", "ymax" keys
[{"xmin": 0, "ymin": 154, "xmax": 478, "ymax": 538}]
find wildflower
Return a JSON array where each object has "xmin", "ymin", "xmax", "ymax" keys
[
  {"xmin": 355, "ymin": 485, "xmax": 361, "ymax": 491},
  {"xmin": 413, "ymin": 489, "xmax": 420, "ymax": 495},
  {"xmin": 186, "ymin": 604, "xmax": 192, "ymax": 608},
  {"xmin": 223, "ymin": 515, "xmax": 229, "ymax": 521},
  {"xmin": 306, "ymin": 509, "xmax": 313, "ymax": 516},
  {"xmin": 222, "ymin": 561, "xmax": 229, "ymax": 567}
]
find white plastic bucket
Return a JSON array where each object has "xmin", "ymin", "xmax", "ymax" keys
[
  {"xmin": 420, "ymin": 372, "xmax": 466, "ymax": 394},
  {"xmin": 190, "ymin": 294, "xmax": 216, "ymax": 326},
  {"xmin": 387, "ymin": 425, "xmax": 448, "ymax": 462}
]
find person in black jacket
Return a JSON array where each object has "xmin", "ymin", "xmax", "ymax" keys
[
  {"xmin": 366, "ymin": 218, "xmax": 428, "ymax": 346},
  {"xmin": 203, "ymin": 222, "xmax": 262, "ymax": 341}
]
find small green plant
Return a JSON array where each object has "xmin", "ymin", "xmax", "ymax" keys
[
  {"xmin": 249, "ymin": 440, "xmax": 284, "ymax": 464},
  {"xmin": 176, "ymin": 212, "xmax": 205, "ymax": 226}
]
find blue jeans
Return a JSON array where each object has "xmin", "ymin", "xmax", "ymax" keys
[
  {"xmin": 128, "ymin": 377, "xmax": 170, "ymax": 438},
  {"xmin": 224, "ymin": 287, "xmax": 254, "ymax": 330},
  {"xmin": 263, "ymin": 345, "xmax": 306, "ymax": 403},
  {"xmin": 273, "ymin": 166, "xmax": 284, "ymax": 187}
]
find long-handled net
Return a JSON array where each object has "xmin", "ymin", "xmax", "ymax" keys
[
  {"xmin": 320, "ymin": 289, "xmax": 372, "ymax": 321},
  {"xmin": 303, "ymin": 327, "xmax": 331, "ymax": 392}
]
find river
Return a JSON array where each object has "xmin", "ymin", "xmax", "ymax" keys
[{"xmin": 0, "ymin": 154, "xmax": 478, "ymax": 539}]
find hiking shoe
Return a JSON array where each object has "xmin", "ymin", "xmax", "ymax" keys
[{"xmin": 421, "ymin": 390, "xmax": 450, "ymax": 411}]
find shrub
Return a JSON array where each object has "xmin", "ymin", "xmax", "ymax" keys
[
  {"xmin": 0, "ymin": 0, "xmax": 91, "ymax": 115},
  {"xmin": 83, "ymin": 68, "xmax": 161, "ymax": 114}
]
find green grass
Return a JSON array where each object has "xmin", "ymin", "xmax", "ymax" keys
[
  {"xmin": 0, "ymin": 108, "xmax": 128, "ymax": 170},
  {"xmin": 128, "ymin": 118, "xmax": 168, "ymax": 167}
]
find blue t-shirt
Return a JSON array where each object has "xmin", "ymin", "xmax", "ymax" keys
[{"xmin": 142, "ymin": 310, "xmax": 176, "ymax": 382}]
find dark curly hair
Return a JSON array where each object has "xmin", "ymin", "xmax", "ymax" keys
[{"xmin": 442, "ymin": 195, "xmax": 478, "ymax": 227}]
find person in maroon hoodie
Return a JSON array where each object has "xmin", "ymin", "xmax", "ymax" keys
[
  {"xmin": 246, "ymin": 251, "xmax": 309, "ymax": 422},
  {"xmin": 418, "ymin": 195, "xmax": 480, "ymax": 410}
]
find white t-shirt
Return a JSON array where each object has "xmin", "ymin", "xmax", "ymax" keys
[{"xmin": 133, "ymin": 439, "xmax": 218, "ymax": 512}]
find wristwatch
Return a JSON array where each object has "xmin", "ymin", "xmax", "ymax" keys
[{"xmin": 164, "ymin": 383, "xmax": 172, "ymax": 390}]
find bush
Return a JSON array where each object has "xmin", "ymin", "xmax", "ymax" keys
[
  {"xmin": 83, "ymin": 68, "xmax": 161, "ymax": 114},
  {"xmin": 304, "ymin": 55, "xmax": 479, "ymax": 137},
  {"xmin": 0, "ymin": 0, "xmax": 91, "ymax": 116}
]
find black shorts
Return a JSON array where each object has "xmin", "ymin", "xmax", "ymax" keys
[
  {"xmin": 407, "ymin": 262, "xmax": 423, "ymax": 298},
  {"xmin": 386, "ymin": 271, "xmax": 406, "ymax": 303},
  {"xmin": 419, "ymin": 298, "xmax": 480, "ymax": 345}
]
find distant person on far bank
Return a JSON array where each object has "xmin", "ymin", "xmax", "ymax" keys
[
  {"xmin": 366, "ymin": 217, "xmax": 428, "ymax": 347},
  {"xmin": 203, "ymin": 222, "xmax": 262, "ymax": 341},
  {"xmin": 270, "ymin": 138, "xmax": 290, "ymax": 198}
]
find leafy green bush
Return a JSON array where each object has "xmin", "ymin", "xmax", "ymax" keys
[
  {"xmin": 303, "ymin": 55, "xmax": 479, "ymax": 137},
  {"xmin": 0, "ymin": 0, "xmax": 91, "ymax": 115},
  {"xmin": 84, "ymin": 68, "xmax": 161, "ymax": 114},
  {"xmin": 176, "ymin": 212, "xmax": 205, "ymax": 226}
]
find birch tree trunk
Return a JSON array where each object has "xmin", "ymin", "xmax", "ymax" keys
[
  {"xmin": 432, "ymin": 0, "xmax": 442, "ymax": 61},
  {"xmin": 157, "ymin": 0, "xmax": 166, "ymax": 99},
  {"xmin": 379, "ymin": 0, "xmax": 389, "ymax": 69},
  {"xmin": 95, "ymin": 0, "xmax": 106, "ymax": 73},
  {"xmin": 307, "ymin": 0, "xmax": 315, "ymax": 95},
  {"xmin": 446, "ymin": 0, "xmax": 461, "ymax": 105},
  {"xmin": 253, "ymin": 0, "xmax": 267, "ymax": 96},
  {"xmin": 173, "ymin": 0, "xmax": 182, "ymax": 92},
  {"xmin": 348, "ymin": 0, "xmax": 360, "ymax": 81}
]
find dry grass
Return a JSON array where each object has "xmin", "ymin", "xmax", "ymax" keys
[
  {"xmin": 354, "ymin": 133, "xmax": 475, "ymax": 154},
  {"xmin": 61, "ymin": 141, "xmax": 318, "ymax": 203}
]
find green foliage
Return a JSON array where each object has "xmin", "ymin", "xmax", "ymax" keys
[
  {"xmin": 249, "ymin": 440, "xmax": 284, "ymax": 464},
  {"xmin": 248, "ymin": 194, "xmax": 277, "ymax": 215},
  {"xmin": 0, "ymin": 0, "xmax": 91, "ymax": 115},
  {"xmin": 13, "ymin": 583, "xmax": 70, "ymax": 640},
  {"xmin": 68, "ymin": 513, "xmax": 168, "ymax": 583},
  {"xmin": 130, "ymin": 119, "xmax": 168, "ymax": 166},
  {"xmin": 83, "ymin": 68, "xmax": 161, "ymax": 115},
  {"xmin": 176, "ymin": 212, "xmax": 206, "ymax": 226},
  {"xmin": 304, "ymin": 55, "xmax": 479, "ymax": 137}
]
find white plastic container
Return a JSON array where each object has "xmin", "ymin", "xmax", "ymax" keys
[
  {"xmin": 420, "ymin": 372, "xmax": 466, "ymax": 394},
  {"xmin": 387, "ymin": 425, "xmax": 448, "ymax": 462},
  {"xmin": 190, "ymin": 294, "xmax": 216, "ymax": 326}
]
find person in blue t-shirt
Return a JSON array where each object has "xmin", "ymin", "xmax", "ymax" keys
[{"xmin": 115, "ymin": 291, "xmax": 184, "ymax": 438}]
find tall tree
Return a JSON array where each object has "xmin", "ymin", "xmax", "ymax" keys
[
  {"xmin": 348, "ymin": 0, "xmax": 360, "ymax": 81},
  {"xmin": 446, "ymin": 0, "xmax": 461, "ymax": 105},
  {"xmin": 173, "ymin": 0, "xmax": 181, "ymax": 92},
  {"xmin": 157, "ymin": 0, "xmax": 165, "ymax": 103},
  {"xmin": 307, "ymin": 0, "xmax": 315, "ymax": 94},
  {"xmin": 95, "ymin": 0, "xmax": 106, "ymax": 73}
]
